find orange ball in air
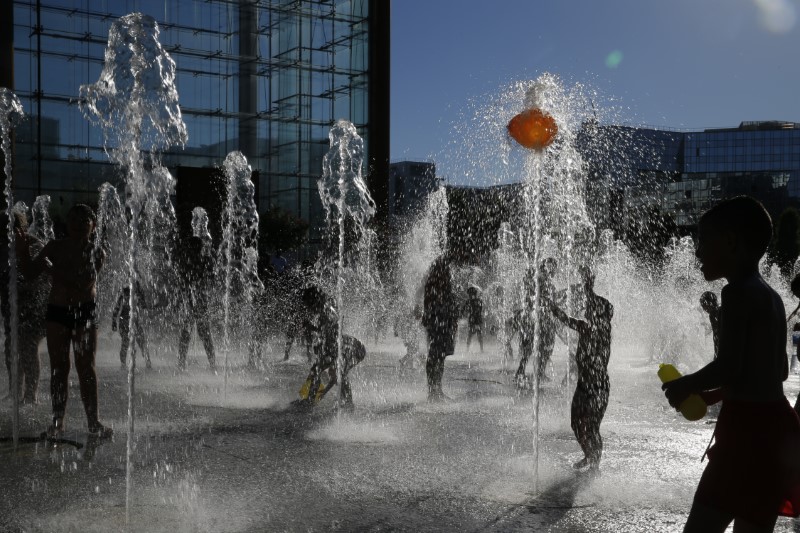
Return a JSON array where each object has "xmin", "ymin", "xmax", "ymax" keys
[{"xmin": 507, "ymin": 108, "xmax": 558, "ymax": 150}]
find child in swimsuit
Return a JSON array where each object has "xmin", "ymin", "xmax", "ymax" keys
[{"xmin": 17, "ymin": 204, "xmax": 113, "ymax": 439}]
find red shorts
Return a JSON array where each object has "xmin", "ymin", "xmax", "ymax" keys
[{"xmin": 695, "ymin": 397, "xmax": 800, "ymax": 526}]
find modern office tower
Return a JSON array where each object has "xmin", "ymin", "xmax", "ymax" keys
[
  {"xmin": 4, "ymin": 0, "xmax": 389, "ymax": 246},
  {"xmin": 581, "ymin": 121, "xmax": 800, "ymax": 230}
]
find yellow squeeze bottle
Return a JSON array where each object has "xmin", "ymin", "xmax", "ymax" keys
[
  {"xmin": 299, "ymin": 378, "xmax": 311, "ymax": 400},
  {"xmin": 657, "ymin": 363, "xmax": 707, "ymax": 421}
]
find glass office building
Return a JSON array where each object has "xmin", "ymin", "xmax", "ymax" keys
[
  {"xmin": 584, "ymin": 121, "xmax": 800, "ymax": 228},
  {"xmin": 670, "ymin": 122, "xmax": 800, "ymax": 226},
  {"xmin": 4, "ymin": 0, "xmax": 389, "ymax": 242}
]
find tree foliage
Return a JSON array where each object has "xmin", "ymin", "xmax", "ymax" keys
[
  {"xmin": 258, "ymin": 206, "xmax": 309, "ymax": 255},
  {"xmin": 770, "ymin": 207, "xmax": 800, "ymax": 277}
]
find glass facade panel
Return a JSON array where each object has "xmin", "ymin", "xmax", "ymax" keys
[{"xmin": 9, "ymin": 0, "xmax": 380, "ymax": 245}]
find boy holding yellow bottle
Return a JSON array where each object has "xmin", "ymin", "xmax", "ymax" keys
[{"xmin": 662, "ymin": 196, "xmax": 800, "ymax": 532}]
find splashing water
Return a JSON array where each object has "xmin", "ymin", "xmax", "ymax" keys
[
  {"xmin": 0, "ymin": 87, "xmax": 23, "ymax": 448},
  {"xmin": 95, "ymin": 183, "xmax": 131, "ymax": 328},
  {"xmin": 29, "ymin": 195, "xmax": 54, "ymax": 244},
  {"xmin": 79, "ymin": 13, "xmax": 187, "ymax": 524},
  {"xmin": 318, "ymin": 119, "xmax": 376, "ymax": 403},
  {"xmin": 218, "ymin": 151, "xmax": 260, "ymax": 392},
  {"xmin": 191, "ymin": 207, "xmax": 212, "ymax": 243},
  {"xmin": 394, "ymin": 187, "xmax": 450, "ymax": 356}
]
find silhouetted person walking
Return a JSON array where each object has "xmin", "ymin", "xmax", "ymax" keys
[{"xmin": 422, "ymin": 255, "xmax": 458, "ymax": 402}]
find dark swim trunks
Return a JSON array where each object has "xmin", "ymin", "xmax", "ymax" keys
[
  {"xmin": 695, "ymin": 397, "xmax": 800, "ymax": 526},
  {"xmin": 46, "ymin": 302, "xmax": 97, "ymax": 331}
]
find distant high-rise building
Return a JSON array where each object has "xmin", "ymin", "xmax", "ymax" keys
[
  {"xmin": 388, "ymin": 161, "xmax": 440, "ymax": 221},
  {"xmin": 4, "ymin": 0, "xmax": 389, "ymax": 245}
]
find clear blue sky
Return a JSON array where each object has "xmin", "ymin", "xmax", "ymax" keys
[{"xmin": 391, "ymin": 0, "xmax": 800, "ymax": 182}]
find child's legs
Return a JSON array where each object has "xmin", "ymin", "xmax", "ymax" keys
[
  {"xmin": 537, "ymin": 329, "xmax": 555, "ymax": 377},
  {"xmin": 119, "ymin": 323, "xmax": 131, "ymax": 364},
  {"xmin": 195, "ymin": 315, "xmax": 215, "ymax": 367},
  {"xmin": 586, "ymin": 388, "xmax": 609, "ymax": 464},
  {"xmin": 339, "ymin": 337, "xmax": 365, "ymax": 403},
  {"xmin": 684, "ymin": 501, "xmax": 776, "ymax": 532},
  {"xmin": 19, "ymin": 331, "xmax": 42, "ymax": 400},
  {"xmin": 46, "ymin": 322, "xmax": 72, "ymax": 421},
  {"xmin": 340, "ymin": 374, "xmax": 352, "ymax": 403},
  {"xmin": 426, "ymin": 338, "xmax": 446, "ymax": 395},
  {"xmin": 284, "ymin": 327, "xmax": 296, "ymax": 360},
  {"xmin": 134, "ymin": 320, "xmax": 150, "ymax": 362},
  {"xmin": 3, "ymin": 308, "xmax": 10, "ymax": 386},
  {"xmin": 73, "ymin": 325, "xmax": 99, "ymax": 426},
  {"xmin": 306, "ymin": 363, "xmax": 324, "ymax": 399},
  {"xmin": 178, "ymin": 322, "xmax": 191, "ymax": 367},
  {"xmin": 683, "ymin": 501, "xmax": 733, "ymax": 533},
  {"xmin": 516, "ymin": 339, "xmax": 532, "ymax": 377},
  {"xmin": 570, "ymin": 388, "xmax": 593, "ymax": 459},
  {"xmin": 732, "ymin": 517, "xmax": 778, "ymax": 533}
]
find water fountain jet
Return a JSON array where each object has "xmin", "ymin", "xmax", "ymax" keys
[
  {"xmin": 318, "ymin": 119, "xmax": 375, "ymax": 404},
  {"xmin": 80, "ymin": 12, "xmax": 187, "ymax": 524},
  {"xmin": 0, "ymin": 87, "xmax": 23, "ymax": 448}
]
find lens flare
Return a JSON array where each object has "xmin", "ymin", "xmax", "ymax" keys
[
  {"xmin": 754, "ymin": 0, "xmax": 796, "ymax": 33},
  {"xmin": 605, "ymin": 50, "xmax": 623, "ymax": 69}
]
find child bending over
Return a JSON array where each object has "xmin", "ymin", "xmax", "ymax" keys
[{"xmin": 295, "ymin": 285, "xmax": 365, "ymax": 408}]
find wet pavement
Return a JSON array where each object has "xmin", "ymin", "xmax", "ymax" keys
[{"xmin": 1, "ymin": 336, "xmax": 799, "ymax": 533}]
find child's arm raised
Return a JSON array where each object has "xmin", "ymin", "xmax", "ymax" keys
[
  {"xmin": 549, "ymin": 299, "xmax": 586, "ymax": 332},
  {"xmin": 15, "ymin": 232, "xmax": 52, "ymax": 278}
]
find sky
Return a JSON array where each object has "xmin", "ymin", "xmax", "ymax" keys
[{"xmin": 390, "ymin": 0, "xmax": 800, "ymax": 183}]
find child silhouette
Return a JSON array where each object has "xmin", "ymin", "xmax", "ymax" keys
[
  {"xmin": 662, "ymin": 196, "xmax": 800, "ymax": 532},
  {"xmin": 17, "ymin": 204, "xmax": 112, "ymax": 438},
  {"xmin": 548, "ymin": 266, "xmax": 612, "ymax": 470}
]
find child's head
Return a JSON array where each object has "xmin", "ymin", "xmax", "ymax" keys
[
  {"xmin": 301, "ymin": 285, "xmax": 325, "ymax": 310},
  {"xmin": 66, "ymin": 204, "xmax": 96, "ymax": 239},
  {"xmin": 699, "ymin": 291, "xmax": 718, "ymax": 313},
  {"xmin": 467, "ymin": 286, "xmax": 479, "ymax": 298},
  {"xmin": 696, "ymin": 196, "xmax": 772, "ymax": 280}
]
